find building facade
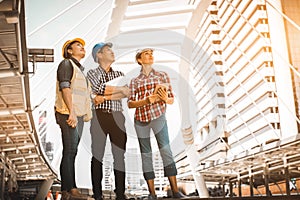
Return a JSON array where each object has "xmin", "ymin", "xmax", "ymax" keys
[{"xmin": 175, "ymin": 0, "xmax": 300, "ymax": 197}]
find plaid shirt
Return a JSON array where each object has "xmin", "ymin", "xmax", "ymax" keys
[
  {"xmin": 87, "ymin": 66, "xmax": 124, "ymax": 111},
  {"xmin": 128, "ymin": 69, "xmax": 174, "ymax": 122}
]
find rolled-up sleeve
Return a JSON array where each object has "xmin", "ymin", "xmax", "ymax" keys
[
  {"xmin": 162, "ymin": 72, "xmax": 174, "ymax": 98},
  {"xmin": 128, "ymin": 79, "xmax": 136, "ymax": 102},
  {"xmin": 57, "ymin": 59, "xmax": 73, "ymax": 90}
]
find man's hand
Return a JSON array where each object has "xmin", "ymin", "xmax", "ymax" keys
[
  {"xmin": 93, "ymin": 95, "xmax": 105, "ymax": 105},
  {"xmin": 121, "ymin": 86, "xmax": 130, "ymax": 97}
]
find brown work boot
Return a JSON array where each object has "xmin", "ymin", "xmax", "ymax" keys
[
  {"xmin": 69, "ymin": 188, "xmax": 94, "ymax": 200},
  {"xmin": 70, "ymin": 188, "xmax": 85, "ymax": 199},
  {"xmin": 61, "ymin": 191, "xmax": 71, "ymax": 200}
]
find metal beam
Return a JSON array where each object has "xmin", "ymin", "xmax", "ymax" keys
[
  {"xmin": 125, "ymin": 6, "xmax": 194, "ymax": 19},
  {"xmin": 0, "ymin": 48, "xmax": 14, "ymax": 68},
  {"xmin": 106, "ymin": 0, "xmax": 129, "ymax": 39}
]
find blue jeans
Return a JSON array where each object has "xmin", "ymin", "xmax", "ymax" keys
[
  {"xmin": 134, "ymin": 114, "xmax": 177, "ymax": 180},
  {"xmin": 55, "ymin": 112, "xmax": 84, "ymax": 192}
]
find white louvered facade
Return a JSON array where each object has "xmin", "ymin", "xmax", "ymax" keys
[{"xmin": 175, "ymin": 0, "xmax": 300, "ymax": 193}]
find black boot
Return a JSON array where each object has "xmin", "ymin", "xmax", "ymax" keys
[
  {"xmin": 91, "ymin": 157, "xmax": 103, "ymax": 199},
  {"xmin": 114, "ymin": 169, "xmax": 126, "ymax": 200}
]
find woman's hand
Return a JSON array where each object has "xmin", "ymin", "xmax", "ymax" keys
[
  {"xmin": 66, "ymin": 109, "xmax": 77, "ymax": 128},
  {"xmin": 157, "ymin": 88, "xmax": 168, "ymax": 103},
  {"xmin": 147, "ymin": 94, "xmax": 159, "ymax": 104}
]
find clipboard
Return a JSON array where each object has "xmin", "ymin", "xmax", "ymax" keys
[
  {"xmin": 153, "ymin": 83, "xmax": 169, "ymax": 94},
  {"xmin": 106, "ymin": 76, "xmax": 128, "ymax": 86}
]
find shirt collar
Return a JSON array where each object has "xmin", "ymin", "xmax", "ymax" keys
[
  {"xmin": 70, "ymin": 57, "xmax": 84, "ymax": 71},
  {"xmin": 98, "ymin": 65, "xmax": 113, "ymax": 73},
  {"xmin": 140, "ymin": 68, "xmax": 155, "ymax": 77}
]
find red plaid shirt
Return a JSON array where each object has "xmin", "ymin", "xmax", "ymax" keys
[{"xmin": 128, "ymin": 69, "xmax": 174, "ymax": 122}]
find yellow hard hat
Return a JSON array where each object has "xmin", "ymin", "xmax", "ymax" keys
[{"xmin": 62, "ymin": 38, "xmax": 85, "ymax": 58}]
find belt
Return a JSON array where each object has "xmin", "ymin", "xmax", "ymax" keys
[{"xmin": 98, "ymin": 109, "xmax": 113, "ymax": 113}]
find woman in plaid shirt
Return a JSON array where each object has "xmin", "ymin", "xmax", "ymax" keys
[{"xmin": 128, "ymin": 48, "xmax": 185, "ymax": 199}]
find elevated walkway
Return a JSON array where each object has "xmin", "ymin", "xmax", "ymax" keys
[{"xmin": 0, "ymin": 0, "xmax": 56, "ymax": 199}]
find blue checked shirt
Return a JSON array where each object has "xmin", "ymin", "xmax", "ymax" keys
[{"xmin": 87, "ymin": 66, "xmax": 124, "ymax": 111}]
